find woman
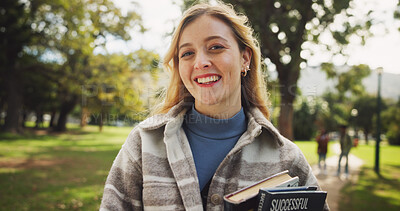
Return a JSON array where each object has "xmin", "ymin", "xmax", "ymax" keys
[{"xmin": 100, "ymin": 2, "xmax": 328, "ymax": 210}]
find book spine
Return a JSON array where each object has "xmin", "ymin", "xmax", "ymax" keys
[
  {"xmin": 224, "ymin": 196, "xmax": 258, "ymax": 211},
  {"xmin": 257, "ymin": 192, "xmax": 267, "ymax": 211}
]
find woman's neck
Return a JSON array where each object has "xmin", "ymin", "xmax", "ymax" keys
[{"xmin": 194, "ymin": 101, "xmax": 242, "ymax": 119}]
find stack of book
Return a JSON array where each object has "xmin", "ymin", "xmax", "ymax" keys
[{"xmin": 223, "ymin": 170, "xmax": 327, "ymax": 211}]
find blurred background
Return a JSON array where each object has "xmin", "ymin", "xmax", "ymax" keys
[{"xmin": 1, "ymin": 0, "xmax": 399, "ymax": 210}]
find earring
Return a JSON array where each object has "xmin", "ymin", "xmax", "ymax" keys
[{"xmin": 241, "ymin": 66, "xmax": 250, "ymax": 77}]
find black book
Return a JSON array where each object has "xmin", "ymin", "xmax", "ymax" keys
[
  {"xmin": 256, "ymin": 186, "xmax": 327, "ymax": 211},
  {"xmin": 224, "ymin": 170, "xmax": 299, "ymax": 211}
]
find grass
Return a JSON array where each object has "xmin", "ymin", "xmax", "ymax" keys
[
  {"xmin": 339, "ymin": 143, "xmax": 400, "ymax": 211},
  {"xmin": 0, "ymin": 126, "xmax": 322, "ymax": 210},
  {"xmin": 295, "ymin": 139, "xmax": 400, "ymax": 210},
  {"xmin": 1, "ymin": 125, "xmax": 399, "ymax": 211},
  {"xmin": 0, "ymin": 124, "xmax": 131, "ymax": 210}
]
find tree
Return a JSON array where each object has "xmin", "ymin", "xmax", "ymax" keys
[
  {"xmin": 313, "ymin": 97, "xmax": 333, "ymax": 132},
  {"xmin": 0, "ymin": 0, "xmax": 40, "ymax": 132},
  {"xmin": 82, "ymin": 51, "xmax": 160, "ymax": 131},
  {"xmin": 21, "ymin": 56, "xmax": 60, "ymax": 128},
  {"xmin": 321, "ymin": 63, "xmax": 371, "ymax": 100},
  {"xmin": 293, "ymin": 97, "xmax": 317, "ymax": 140},
  {"xmin": 351, "ymin": 95, "xmax": 377, "ymax": 144},
  {"xmin": 318, "ymin": 64, "xmax": 371, "ymax": 135},
  {"xmin": 0, "ymin": 0, "xmax": 143, "ymax": 132},
  {"xmin": 182, "ymin": 0, "xmax": 373, "ymax": 140},
  {"xmin": 381, "ymin": 99, "xmax": 400, "ymax": 145},
  {"xmin": 40, "ymin": 0, "xmax": 142, "ymax": 131},
  {"xmin": 320, "ymin": 91, "xmax": 349, "ymax": 132}
]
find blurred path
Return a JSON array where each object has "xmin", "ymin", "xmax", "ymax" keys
[{"xmin": 312, "ymin": 143, "xmax": 364, "ymax": 211}]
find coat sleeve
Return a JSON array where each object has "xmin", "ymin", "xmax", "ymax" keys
[{"xmin": 100, "ymin": 129, "xmax": 143, "ymax": 211}]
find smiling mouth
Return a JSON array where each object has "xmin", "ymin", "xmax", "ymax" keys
[{"xmin": 195, "ymin": 75, "xmax": 221, "ymax": 84}]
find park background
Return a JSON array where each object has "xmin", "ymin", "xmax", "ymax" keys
[{"xmin": 1, "ymin": 0, "xmax": 400, "ymax": 210}]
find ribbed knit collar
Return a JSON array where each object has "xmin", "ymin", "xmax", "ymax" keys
[{"xmin": 183, "ymin": 104, "xmax": 247, "ymax": 140}]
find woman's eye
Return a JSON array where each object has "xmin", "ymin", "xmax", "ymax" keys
[
  {"xmin": 181, "ymin": 51, "xmax": 194, "ymax": 58},
  {"xmin": 210, "ymin": 45, "xmax": 225, "ymax": 50}
]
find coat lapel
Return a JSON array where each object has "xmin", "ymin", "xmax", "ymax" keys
[{"xmin": 163, "ymin": 109, "xmax": 203, "ymax": 210}]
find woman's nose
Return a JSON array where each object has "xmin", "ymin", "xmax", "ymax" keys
[{"xmin": 194, "ymin": 52, "xmax": 211, "ymax": 70}]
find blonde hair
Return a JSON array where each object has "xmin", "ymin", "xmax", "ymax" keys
[{"xmin": 153, "ymin": 1, "xmax": 270, "ymax": 119}]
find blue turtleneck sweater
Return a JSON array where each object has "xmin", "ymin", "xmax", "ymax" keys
[{"xmin": 183, "ymin": 105, "xmax": 247, "ymax": 190}]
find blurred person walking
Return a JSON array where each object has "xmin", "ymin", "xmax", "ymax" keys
[
  {"xmin": 337, "ymin": 125, "xmax": 353, "ymax": 178},
  {"xmin": 316, "ymin": 128, "xmax": 329, "ymax": 174}
]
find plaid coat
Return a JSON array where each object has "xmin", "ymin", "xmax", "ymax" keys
[{"xmin": 100, "ymin": 101, "xmax": 329, "ymax": 211}]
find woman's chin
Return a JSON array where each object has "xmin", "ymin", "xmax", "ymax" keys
[{"xmin": 196, "ymin": 98, "xmax": 219, "ymax": 106}]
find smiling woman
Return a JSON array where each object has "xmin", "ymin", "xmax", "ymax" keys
[
  {"xmin": 100, "ymin": 1, "xmax": 329, "ymax": 211},
  {"xmin": 157, "ymin": 1, "xmax": 270, "ymax": 120},
  {"xmin": 177, "ymin": 15, "xmax": 251, "ymax": 118}
]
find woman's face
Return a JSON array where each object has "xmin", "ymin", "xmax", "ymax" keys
[{"xmin": 178, "ymin": 15, "xmax": 251, "ymax": 115}]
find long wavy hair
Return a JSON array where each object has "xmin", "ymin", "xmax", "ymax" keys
[{"xmin": 152, "ymin": 1, "xmax": 270, "ymax": 119}]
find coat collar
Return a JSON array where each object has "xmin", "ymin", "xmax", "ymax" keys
[
  {"xmin": 139, "ymin": 101, "xmax": 283, "ymax": 146},
  {"xmin": 246, "ymin": 106, "xmax": 284, "ymax": 146},
  {"xmin": 139, "ymin": 100, "xmax": 192, "ymax": 131}
]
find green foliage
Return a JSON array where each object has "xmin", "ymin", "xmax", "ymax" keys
[
  {"xmin": 293, "ymin": 97, "xmax": 317, "ymax": 140},
  {"xmin": 0, "ymin": 0, "xmax": 36, "ymax": 66},
  {"xmin": 351, "ymin": 94, "xmax": 377, "ymax": 141},
  {"xmin": 0, "ymin": 0, "xmax": 45, "ymax": 131},
  {"xmin": 320, "ymin": 63, "xmax": 336, "ymax": 78},
  {"xmin": 316, "ymin": 64, "xmax": 372, "ymax": 134},
  {"xmin": 381, "ymin": 100, "xmax": 400, "ymax": 145},
  {"xmin": 321, "ymin": 64, "xmax": 372, "ymax": 100},
  {"xmin": 319, "ymin": 92, "xmax": 350, "ymax": 131},
  {"xmin": 337, "ymin": 64, "xmax": 371, "ymax": 97},
  {"xmin": 0, "ymin": 0, "xmax": 148, "ymax": 131},
  {"xmin": 181, "ymin": 0, "xmax": 205, "ymax": 11},
  {"xmin": 21, "ymin": 55, "xmax": 60, "ymax": 114},
  {"xmin": 130, "ymin": 48, "xmax": 161, "ymax": 80},
  {"xmin": 180, "ymin": 0, "xmax": 374, "ymax": 139},
  {"xmin": 395, "ymin": 1, "xmax": 400, "ymax": 31},
  {"xmin": 36, "ymin": 0, "xmax": 143, "ymax": 118},
  {"xmin": 82, "ymin": 50, "xmax": 161, "ymax": 127}
]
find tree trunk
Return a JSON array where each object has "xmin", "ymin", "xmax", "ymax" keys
[
  {"xmin": 364, "ymin": 130, "xmax": 369, "ymax": 145},
  {"xmin": 49, "ymin": 110, "xmax": 57, "ymax": 128},
  {"xmin": 0, "ymin": 96, "xmax": 4, "ymax": 126},
  {"xmin": 277, "ymin": 70, "xmax": 298, "ymax": 141},
  {"xmin": 21, "ymin": 110, "xmax": 27, "ymax": 128},
  {"xmin": 3, "ymin": 70, "xmax": 22, "ymax": 133},
  {"xmin": 99, "ymin": 111, "xmax": 104, "ymax": 133},
  {"xmin": 278, "ymin": 95, "xmax": 295, "ymax": 141},
  {"xmin": 80, "ymin": 106, "xmax": 89, "ymax": 128},
  {"xmin": 35, "ymin": 111, "xmax": 44, "ymax": 129},
  {"xmin": 54, "ymin": 95, "xmax": 78, "ymax": 132}
]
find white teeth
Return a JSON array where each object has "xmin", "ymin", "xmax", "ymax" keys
[{"xmin": 197, "ymin": 76, "xmax": 220, "ymax": 84}]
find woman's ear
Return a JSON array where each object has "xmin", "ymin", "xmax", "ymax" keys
[{"xmin": 242, "ymin": 47, "xmax": 252, "ymax": 68}]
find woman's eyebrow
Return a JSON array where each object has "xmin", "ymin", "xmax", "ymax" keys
[
  {"xmin": 179, "ymin": 42, "xmax": 192, "ymax": 51},
  {"xmin": 179, "ymin": 35, "xmax": 229, "ymax": 51},
  {"xmin": 204, "ymin": 35, "xmax": 228, "ymax": 43}
]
